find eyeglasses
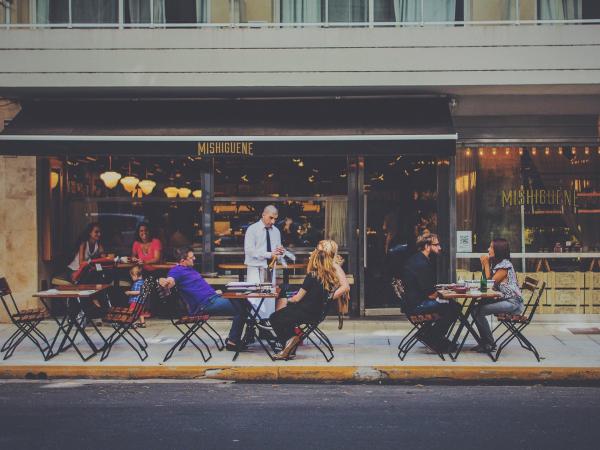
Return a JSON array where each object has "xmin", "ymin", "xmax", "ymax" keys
[{"xmin": 431, "ymin": 243, "xmax": 441, "ymax": 247}]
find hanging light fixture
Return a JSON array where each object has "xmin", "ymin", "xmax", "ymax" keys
[
  {"xmin": 50, "ymin": 171, "xmax": 60, "ymax": 190},
  {"xmin": 100, "ymin": 155, "xmax": 122, "ymax": 189},
  {"xmin": 178, "ymin": 187, "xmax": 191, "ymax": 198},
  {"xmin": 192, "ymin": 189, "xmax": 203, "ymax": 199},
  {"xmin": 164, "ymin": 187, "xmax": 179, "ymax": 198},
  {"xmin": 120, "ymin": 161, "xmax": 139, "ymax": 193},
  {"xmin": 138, "ymin": 179, "xmax": 156, "ymax": 195}
]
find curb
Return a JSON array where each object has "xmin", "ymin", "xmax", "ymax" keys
[{"xmin": 2, "ymin": 365, "xmax": 600, "ymax": 383}]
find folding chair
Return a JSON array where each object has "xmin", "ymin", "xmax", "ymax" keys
[
  {"xmin": 283, "ymin": 293, "xmax": 335, "ymax": 362},
  {"xmin": 491, "ymin": 276, "xmax": 546, "ymax": 362},
  {"xmin": 0, "ymin": 277, "xmax": 52, "ymax": 360},
  {"xmin": 100, "ymin": 288, "xmax": 149, "ymax": 362},
  {"xmin": 398, "ymin": 313, "xmax": 447, "ymax": 361},
  {"xmin": 163, "ymin": 291, "xmax": 224, "ymax": 363}
]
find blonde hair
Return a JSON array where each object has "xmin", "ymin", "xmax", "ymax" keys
[
  {"xmin": 416, "ymin": 231, "xmax": 439, "ymax": 251},
  {"xmin": 130, "ymin": 265, "xmax": 143, "ymax": 279},
  {"xmin": 307, "ymin": 240, "xmax": 340, "ymax": 292}
]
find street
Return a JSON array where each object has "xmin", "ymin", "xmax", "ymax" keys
[{"xmin": 0, "ymin": 381, "xmax": 599, "ymax": 450}]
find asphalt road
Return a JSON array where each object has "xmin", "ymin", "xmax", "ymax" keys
[{"xmin": 0, "ymin": 380, "xmax": 599, "ymax": 450}]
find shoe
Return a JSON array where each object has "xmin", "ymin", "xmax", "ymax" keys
[
  {"xmin": 241, "ymin": 328, "xmax": 256, "ymax": 345},
  {"xmin": 273, "ymin": 336, "xmax": 300, "ymax": 360},
  {"xmin": 133, "ymin": 322, "xmax": 146, "ymax": 329},
  {"xmin": 471, "ymin": 343, "xmax": 493, "ymax": 353},
  {"xmin": 225, "ymin": 339, "xmax": 248, "ymax": 352},
  {"xmin": 256, "ymin": 321, "xmax": 273, "ymax": 331}
]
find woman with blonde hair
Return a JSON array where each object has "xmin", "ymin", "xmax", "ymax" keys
[{"xmin": 269, "ymin": 240, "xmax": 350, "ymax": 360}]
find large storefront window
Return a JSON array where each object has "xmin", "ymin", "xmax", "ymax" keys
[
  {"xmin": 53, "ymin": 155, "xmax": 205, "ymax": 264},
  {"xmin": 456, "ymin": 145, "xmax": 600, "ymax": 313},
  {"xmin": 213, "ymin": 156, "xmax": 348, "ymax": 268}
]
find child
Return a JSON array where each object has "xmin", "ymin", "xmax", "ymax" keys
[{"xmin": 125, "ymin": 265, "xmax": 146, "ymax": 328}]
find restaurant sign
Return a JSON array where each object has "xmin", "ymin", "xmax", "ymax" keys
[
  {"xmin": 197, "ymin": 141, "xmax": 255, "ymax": 157},
  {"xmin": 501, "ymin": 188, "xmax": 577, "ymax": 208}
]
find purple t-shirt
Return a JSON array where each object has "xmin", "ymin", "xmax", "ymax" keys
[{"xmin": 168, "ymin": 265, "xmax": 216, "ymax": 315}]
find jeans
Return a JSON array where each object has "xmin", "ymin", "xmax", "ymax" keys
[
  {"xmin": 201, "ymin": 294, "xmax": 245, "ymax": 344},
  {"xmin": 472, "ymin": 298, "xmax": 524, "ymax": 345},
  {"xmin": 270, "ymin": 303, "xmax": 316, "ymax": 345},
  {"xmin": 411, "ymin": 299, "xmax": 462, "ymax": 342}
]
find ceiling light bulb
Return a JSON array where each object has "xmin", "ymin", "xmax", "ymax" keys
[{"xmin": 192, "ymin": 189, "xmax": 203, "ymax": 199}]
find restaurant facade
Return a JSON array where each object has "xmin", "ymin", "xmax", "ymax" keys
[{"xmin": 1, "ymin": 2, "xmax": 600, "ymax": 319}]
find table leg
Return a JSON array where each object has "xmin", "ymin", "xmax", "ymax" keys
[
  {"xmin": 449, "ymin": 299, "xmax": 494, "ymax": 361},
  {"xmin": 228, "ymin": 298, "xmax": 275, "ymax": 362}
]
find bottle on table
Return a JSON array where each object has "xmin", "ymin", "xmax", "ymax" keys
[{"xmin": 480, "ymin": 271, "xmax": 487, "ymax": 292}]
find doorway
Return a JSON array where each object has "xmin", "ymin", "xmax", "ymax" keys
[{"xmin": 362, "ymin": 155, "xmax": 440, "ymax": 309}]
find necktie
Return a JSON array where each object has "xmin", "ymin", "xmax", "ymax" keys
[{"xmin": 265, "ymin": 228, "xmax": 272, "ymax": 253}]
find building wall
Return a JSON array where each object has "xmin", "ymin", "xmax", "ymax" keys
[
  {"xmin": 0, "ymin": 102, "xmax": 39, "ymax": 322},
  {"xmin": 0, "ymin": 25, "xmax": 599, "ymax": 92}
]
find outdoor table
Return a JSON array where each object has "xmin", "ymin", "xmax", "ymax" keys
[
  {"xmin": 222, "ymin": 290, "xmax": 279, "ymax": 362},
  {"xmin": 113, "ymin": 262, "xmax": 177, "ymax": 288},
  {"xmin": 437, "ymin": 289, "xmax": 503, "ymax": 361},
  {"xmin": 34, "ymin": 284, "xmax": 111, "ymax": 361},
  {"xmin": 218, "ymin": 263, "xmax": 306, "ymax": 283}
]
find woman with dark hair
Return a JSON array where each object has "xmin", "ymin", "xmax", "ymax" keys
[
  {"xmin": 471, "ymin": 238, "xmax": 524, "ymax": 353},
  {"xmin": 131, "ymin": 222, "xmax": 162, "ymax": 264},
  {"xmin": 67, "ymin": 222, "xmax": 104, "ymax": 281}
]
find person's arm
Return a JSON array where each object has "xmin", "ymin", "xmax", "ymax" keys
[
  {"xmin": 244, "ymin": 225, "xmax": 271, "ymax": 261},
  {"xmin": 480, "ymin": 254, "xmax": 492, "ymax": 279},
  {"xmin": 288, "ymin": 288, "xmax": 307, "ymax": 303},
  {"xmin": 125, "ymin": 290, "xmax": 140, "ymax": 296},
  {"xmin": 77, "ymin": 242, "xmax": 86, "ymax": 266},
  {"xmin": 159, "ymin": 277, "xmax": 176, "ymax": 289},
  {"xmin": 492, "ymin": 269, "xmax": 508, "ymax": 284},
  {"xmin": 332, "ymin": 264, "xmax": 350, "ymax": 300}
]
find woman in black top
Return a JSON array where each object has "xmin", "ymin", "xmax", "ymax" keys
[{"xmin": 269, "ymin": 240, "xmax": 349, "ymax": 360}]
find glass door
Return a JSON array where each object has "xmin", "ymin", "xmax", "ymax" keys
[{"xmin": 363, "ymin": 155, "xmax": 439, "ymax": 309}]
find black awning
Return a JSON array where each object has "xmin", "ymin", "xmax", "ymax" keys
[{"xmin": 0, "ymin": 97, "xmax": 456, "ymax": 156}]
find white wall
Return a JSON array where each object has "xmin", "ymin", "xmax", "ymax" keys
[{"xmin": 0, "ymin": 25, "xmax": 599, "ymax": 93}]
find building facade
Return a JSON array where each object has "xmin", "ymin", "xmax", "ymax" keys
[{"xmin": 1, "ymin": 0, "xmax": 600, "ymax": 320}]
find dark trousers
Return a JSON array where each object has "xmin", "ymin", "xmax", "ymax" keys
[
  {"xmin": 411, "ymin": 299, "xmax": 462, "ymax": 342},
  {"xmin": 270, "ymin": 304, "xmax": 316, "ymax": 345}
]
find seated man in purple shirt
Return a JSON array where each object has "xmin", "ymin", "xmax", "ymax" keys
[{"xmin": 158, "ymin": 247, "xmax": 245, "ymax": 351}]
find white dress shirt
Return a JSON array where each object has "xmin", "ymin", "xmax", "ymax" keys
[{"xmin": 244, "ymin": 220, "xmax": 282, "ymax": 267}]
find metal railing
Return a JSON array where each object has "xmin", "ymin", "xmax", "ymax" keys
[{"xmin": 1, "ymin": 0, "xmax": 599, "ymax": 30}]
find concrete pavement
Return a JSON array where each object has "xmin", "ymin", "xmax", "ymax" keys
[{"xmin": 1, "ymin": 316, "xmax": 600, "ymax": 382}]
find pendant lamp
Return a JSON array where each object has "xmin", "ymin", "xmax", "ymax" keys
[
  {"xmin": 164, "ymin": 186, "xmax": 179, "ymax": 198},
  {"xmin": 100, "ymin": 155, "xmax": 122, "ymax": 189},
  {"xmin": 178, "ymin": 187, "xmax": 191, "ymax": 198},
  {"xmin": 120, "ymin": 161, "xmax": 139, "ymax": 193}
]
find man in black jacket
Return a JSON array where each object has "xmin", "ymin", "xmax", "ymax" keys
[{"xmin": 402, "ymin": 232, "xmax": 460, "ymax": 352}]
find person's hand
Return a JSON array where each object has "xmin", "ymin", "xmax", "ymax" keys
[
  {"xmin": 158, "ymin": 277, "xmax": 168, "ymax": 288},
  {"xmin": 215, "ymin": 289, "xmax": 223, "ymax": 295},
  {"xmin": 274, "ymin": 246, "xmax": 285, "ymax": 256},
  {"xmin": 480, "ymin": 254, "xmax": 490, "ymax": 266}
]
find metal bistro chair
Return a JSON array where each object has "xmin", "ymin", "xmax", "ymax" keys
[
  {"xmin": 398, "ymin": 313, "xmax": 447, "ymax": 361},
  {"xmin": 0, "ymin": 277, "xmax": 52, "ymax": 360},
  {"xmin": 491, "ymin": 276, "xmax": 546, "ymax": 362},
  {"xmin": 284, "ymin": 292, "xmax": 335, "ymax": 362},
  {"xmin": 163, "ymin": 289, "xmax": 225, "ymax": 363},
  {"xmin": 100, "ymin": 285, "xmax": 150, "ymax": 362}
]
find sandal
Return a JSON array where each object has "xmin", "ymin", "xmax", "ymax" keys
[{"xmin": 134, "ymin": 322, "xmax": 146, "ymax": 328}]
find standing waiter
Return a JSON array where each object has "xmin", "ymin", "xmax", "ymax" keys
[{"xmin": 244, "ymin": 205, "xmax": 285, "ymax": 319}]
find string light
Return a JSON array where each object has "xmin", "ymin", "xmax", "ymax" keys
[
  {"xmin": 531, "ymin": 147, "xmax": 537, "ymax": 156},
  {"xmin": 584, "ymin": 146, "xmax": 590, "ymax": 155},
  {"xmin": 558, "ymin": 146, "xmax": 563, "ymax": 155},
  {"xmin": 518, "ymin": 147, "xmax": 523, "ymax": 156},
  {"xmin": 505, "ymin": 147, "xmax": 510, "ymax": 155},
  {"xmin": 571, "ymin": 146, "xmax": 577, "ymax": 155},
  {"xmin": 465, "ymin": 148, "xmax": 471, "ymax": 156},
  {"xmin": 492, "ymin": 147, "xmax": 497, "ymax": 156},
  {"xmin": 544, "ymin": 147, "xmax": 550, "ymax": 155},
  {"xmin": 478, "ymin": 148, "xmax": 484, "ymax": 156}
]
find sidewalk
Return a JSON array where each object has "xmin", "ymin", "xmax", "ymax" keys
[{"xmin": 1, "ymin": 317, "xmax": 600, "ymax": 383}]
